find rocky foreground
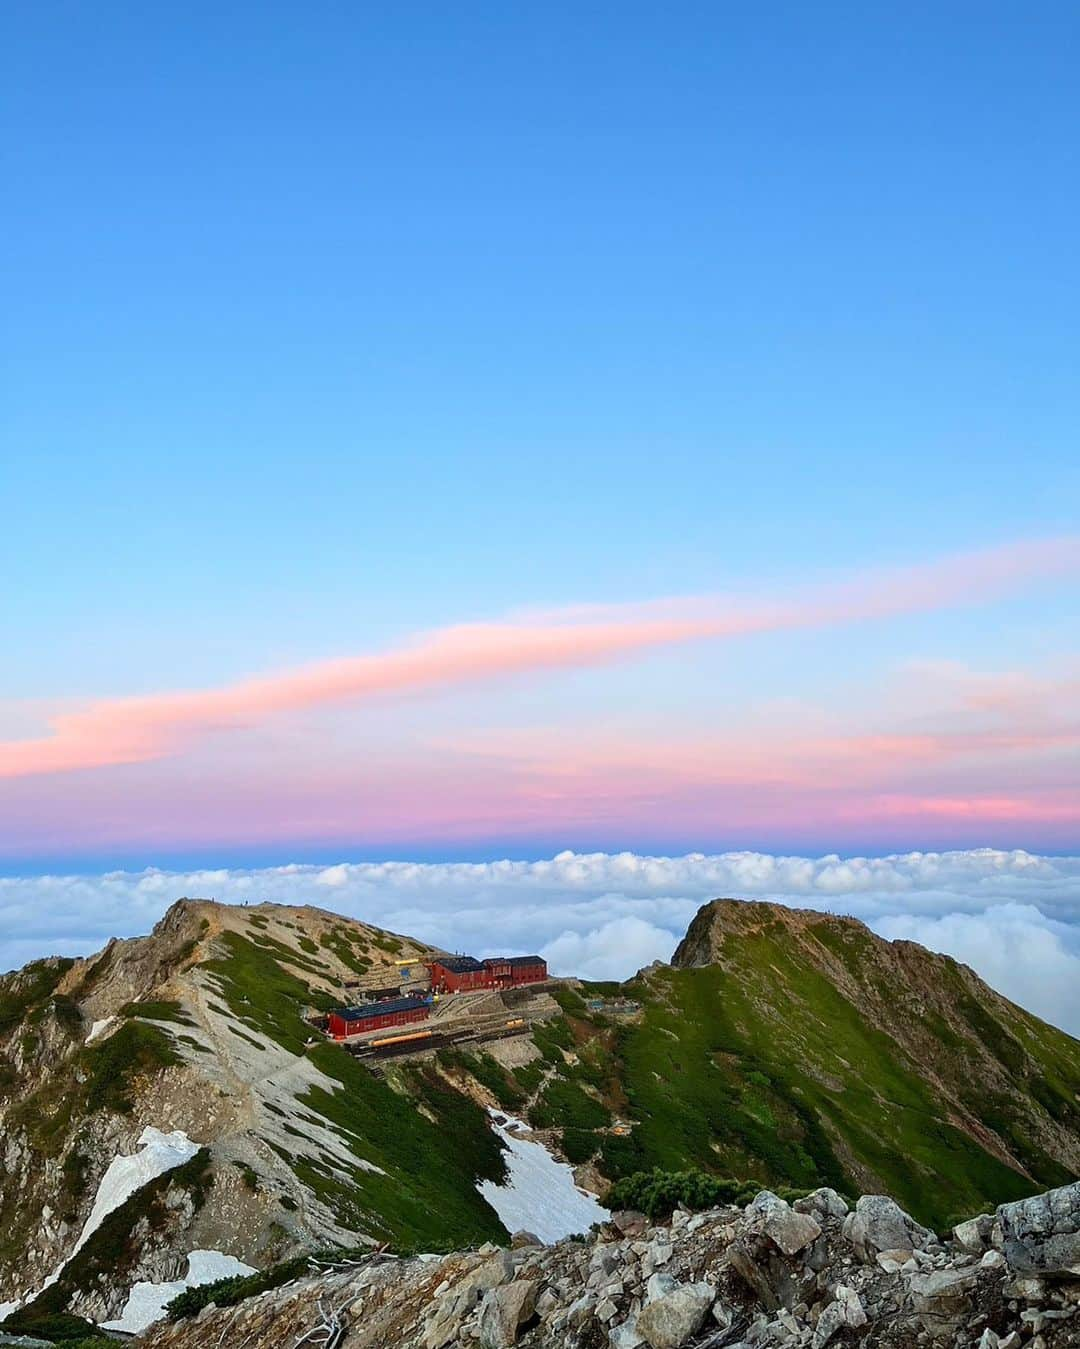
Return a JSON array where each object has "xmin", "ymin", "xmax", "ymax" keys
[{"xmin": 137, "ymin": 1181, "xmax": 1080, "ymax": 1349}]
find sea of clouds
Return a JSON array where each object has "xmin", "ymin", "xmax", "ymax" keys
[{"xmin": 2, "ymin": 848, "xmax": 1079, "ymax": 1035}]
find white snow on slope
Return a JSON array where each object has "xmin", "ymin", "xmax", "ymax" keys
[
  {"xmin": 1, "ymin": 1127, "xmax": 202, "ymax": 1321},
  {"xmin": 103, "ymin": 1249, "xmax": 255, "ymax": 1334},
  {"xmin": 85, "ymin": 1016, "xmax": 116, "ymax": 1044},
  {"xmin": 66, "ymin": 1128, "xmax": 200, "ymax": 1269},
  {"xmin": 478, "ymin": 1112, "xmax": 609, "ymax": 1244}
]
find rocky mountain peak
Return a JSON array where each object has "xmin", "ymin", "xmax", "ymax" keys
[{"xmin": 671, "ymin": 897, "xmax": 871, "ymax": 969}]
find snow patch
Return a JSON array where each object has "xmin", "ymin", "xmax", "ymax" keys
[
  {"xmin": 102, "ymin": 1249, "xmax": 255, "ymax": 1334},
  {"xmin": 0, "ymin": 1128, "xmax": 202, "ymax": 1321},
  {"xmin": 68, "ymin": 1128, "xmax": 201, "ymax": 1266},
  {"xmin": 478, "ymin": 1112, "xmax": 609, "ymax": 1243},
  {"xmin": 36, "ymin": 1127, "xmax": 201, "ymax": 1299},
  {"xmin": 85, "ymin": 1016, "xmax": 116, "ymax": 1044}
]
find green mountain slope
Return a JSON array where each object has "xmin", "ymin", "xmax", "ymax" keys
[{"xmin": 505, "ymin": 899, "xmax": 1080, "ymax": 1229}]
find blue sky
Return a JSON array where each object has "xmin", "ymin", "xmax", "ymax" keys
[{"xmin": 2, "ymin": 2, "xmax": 1078, "ymax": 870}]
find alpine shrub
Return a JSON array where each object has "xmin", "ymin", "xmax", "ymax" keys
[{"xmin": 605, "ymin": 1168, "xmax": 748, "ymax": 1218}]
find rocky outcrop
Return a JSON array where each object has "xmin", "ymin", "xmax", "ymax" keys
[
  {"xmin": 997, "ymin": 1182, "xmax": 1080, "ymax": 1276},
  {"xmin": 842, "ymin": 1193, "xmax": 936, "ymax": 1262},
  {"xmin": 635, "ymin": 1281, "xmax": 713, "ymax": 1348},
  {"xmin": 138, "ymin": 1183, "xmax": 1080, "ymax": 1349},
  {"xmin": 476, "ymin": 1278, "xmax": 538, "ymax": 1348}
]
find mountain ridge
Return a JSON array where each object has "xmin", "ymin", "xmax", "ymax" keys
[{"xmin": 2, "ymin": 894, "xmax": 1078, "ymax": 1341}]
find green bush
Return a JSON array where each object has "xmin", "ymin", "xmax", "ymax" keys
[
  {"xmin": 561, "ymin": 1127, "xmax": 598, "ymax": 1163},
  {"xmin": 511, "ymin": 1060, "xmax": 546, "ymax": 1097},
  {"xmin": 0, "ymin": 1309, "xmax": 107, "ymax": 1342},
  {"xmin": 0, "ymin": 959, "xmax": 75, "ymax": 1032},
  {"xmin": 551, "ymin": 986, "xmax": 589, "ymax": 1017},
  {"xmin": 606, "ymin": 1168, "xmax": 748, "ymax": 1218},
  {"xmin": 234, "ymin": 1161, "xmax": 260, "ymax": 1191},
  {"xmin": 438, "ymin": 1048, "xmax": 524, "ymax": 1110},
  {"xmin": 166, "ymin": 1255, "xmax": 310, "ymax": 1320},
  {"xmin": 319, "ymin": 930, "xmax": 371, "ymax": 975},
  {"xmin": 533, "ymin": 1017, "xmax": 574, "ymax": 1062},
  {"xmin": 598, "ymin": 1129, "xmax": 649, "ymax": 1180},
  {"xmin": 202, "ymin": 932, "xmax": 336, "ymax": 1053}
]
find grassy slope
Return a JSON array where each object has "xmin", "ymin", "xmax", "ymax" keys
[
  {"xmin": 0, "ymin": 958, "xmax": 76, "ymax": 1033},
  {"xmin": 203, "ymin": 932, "xmax": 507, "ymax": 1249},
  {"xmin": 528, "ymin": 914, "xmax": 1080, "ymax": 1231}
]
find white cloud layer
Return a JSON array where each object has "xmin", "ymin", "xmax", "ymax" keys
[{"xmin": 2, "ymin": 848, "xmax": 1078, "ymax": 1035}]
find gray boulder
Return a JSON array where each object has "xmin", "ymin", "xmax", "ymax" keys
[
  {"xmin": 908, "ymin": 1265, "xmax": 981, "ymax": 1334},
  {"xmin": 953, "ymin": 1212, "xmax": 994, "ymax": 1254},
  {"xmin": 645, "ymin": 1272, "xmax": 678, "ymax": 1303},
  {"xmin": 813, "ymin": 1284, "xmax": 867, "ymax": 1347},
  {"xmin": 746, "ymin": 1190, "xmax": 823, "ymax": 1255},
  {"xmin": 842, "ymin": 1194, "xmax": 935, "ymax": 1261},
  {"xmin": 459, "ymin": 1248, "xmax": 515, "ymax": 1295},
  {"xmin": 424, "ymin": 1251, "xmax": 516, "ymax": 1349},
  {"xmin": 610, "ymin": 1210, "xmax": 649, "ymax": 1238},
  {"xmin": 997, "ymin": 1181, "xmax": 1080, "ymax": 1276},
  {"xmin": 794, "ymin": 1187, "xmax": 849, "ymax": 1221},
  {"xmin": 477, "ymin": 1278, "xmax": 539, "ymax": 1348},
  {"xmin": 635, "ymin": 1282, "xmax": 714, "ymax": 1349},
  {"xmin": 609, "ymin": 1318, "xmax": 647, "ymax": 1349},
  {"xmin": 728, "ymin": 1204, "xmax": 822, "ymax": 1314},
  {"xmin": 425, "ymin": 1291, "xmax": 478, "ymax": 1349}
]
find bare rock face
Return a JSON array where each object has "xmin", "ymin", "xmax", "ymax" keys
[
  {"xmin": 908, "ymin": 1265, "xmax": 982, "ymax": 1335},
  {"xmin": 794, "ymin": 1188, "xmax": 849, "ymax": 1221},
  {"xmin": 476, "ymin": 1278, "xmax": 538, "ymax": 1348},
  {"xmin": 812, "ymin": 1283, "xmax": 866, "ymax": 1347},
  {"xmin": 610, "ymin": 1210, "xmax": 649, "ymax": 1238},
  {"xmin": 842, "ymin": 1193, "xmax": 936, "ymax": 1262},
  {"xmin": 634, "ymin": 1282, "xmax": 713, "ymax": 1349},
  {"xmin": 0, "ymin": 897, "xmax": 445, "ymax": 1314},
  {"xmin": 997, "ymin": 1182, "xmax": 1080, "ymax": 1276},
  {"xmin": 744, "ymin": 1191, "xmax": 822, "ymax": 1255},
  {"xmin": 953, "ymin": 1213, "xmax": 996, "ymax": 1255},
  {"xmin": 727, "ymin": 1191, "xmax": 825, "ymax": 1313}
]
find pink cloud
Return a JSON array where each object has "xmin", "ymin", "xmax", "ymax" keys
[
  {"xmin": 2, "ymin": 754, "xmax": 1075, "ymax": 859},
  {"xmin": 853, "ymin": 794, "xmax": 1080, "ymax": 823},
  {"xmin": 1, "ymin": 652, "xmax": 1078, "ymax": 858},
  {"xmin": 1, "ymin": 534, "xmax": 1078, "ymax": 782}
]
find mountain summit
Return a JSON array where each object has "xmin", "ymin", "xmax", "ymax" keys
[{"xmin": 657, "ymin": 899, "xmax": 1080, "ymax": 1215}]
